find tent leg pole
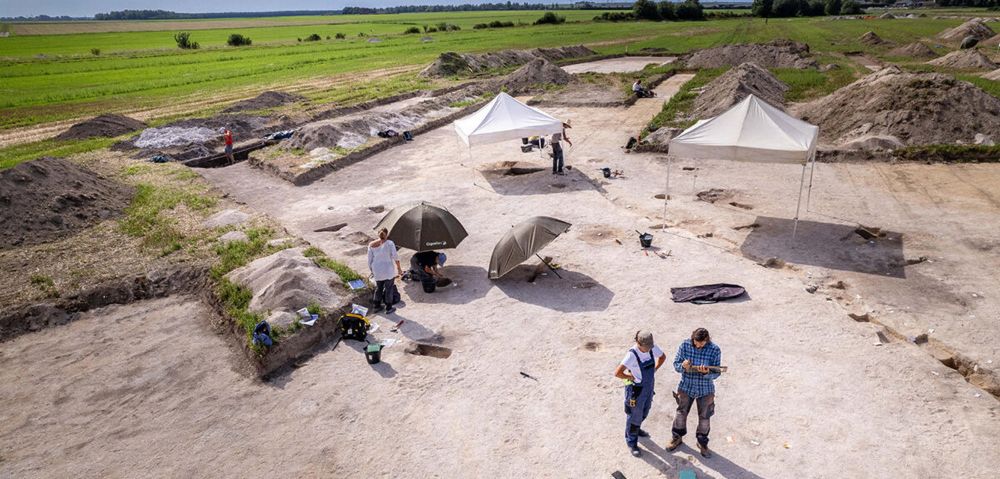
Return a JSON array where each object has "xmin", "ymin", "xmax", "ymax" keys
[
  {"xmin": 663, "ymin": 155, "xmax": 671, "ymax": 230},
  {"xmin": 805, "ymin": 150, "xmax": 817, "ymax": 213},
  {"xmin": 793, "ymin": 159, "xmax": 809, "ymax": 241}
]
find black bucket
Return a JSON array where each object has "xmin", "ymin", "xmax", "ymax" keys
[
  {"xmin": 637, "ymin": 231, "xmax": 653, "ymax": 248},
  {"xmin": 600, "ymin": 167, "xmax": 612, "ymax": 179},
  {"xmin": 365, "ymin": 343, "xmax": 383, "ymax": 364}
]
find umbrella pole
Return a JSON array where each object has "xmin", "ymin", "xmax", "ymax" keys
[
  {"xmin": 792, "ymin": 158, "xmax": 809, "ymax": 240},
  {"xmin": 805, "ymin": 149, "xmax": 817, "ymax": 212},
  {"xmin": 535, "ymin": 253, "xmax": 562, "ymax": 279}
]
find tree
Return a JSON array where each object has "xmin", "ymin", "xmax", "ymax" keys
[
  {"xmin": 675, "ymin": 0, "xmax": 705, "ymax": 20},
  {"xmin": 658, "ymin": 1, "xmax": 677, "ymax": 20},
  {"xmin": 772, "ymin": 0, "xmax": 800, "ymax": 17},
  {"xmin": 752, "ymin": 0, "xmax": 774, "ymax": 17},
  {"xmin": 634, "ymin": 0, "xmax": 662, "ymax": 20},
  {"xmin": 840, "ymin": 0, "xmax": 863, "ymax": 13},
  {"xmin": 824, "ymin": 0, "xmax": 842, "ymax": 15},
  {"xmin": 174, "ymin": 32, "xmax": 199, "ymax": 49}
]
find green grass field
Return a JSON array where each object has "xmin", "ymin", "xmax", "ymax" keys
[{"xmin": 2, "ymin": 10, "xmax": 999, "ymax": 171}]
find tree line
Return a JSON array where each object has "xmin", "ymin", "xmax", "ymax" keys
[
  {"xmin": 93, "ymin": 10, "xmax": 339, "ymax": 20},
  {"xmin": 751, "ymin": 0, "xmax": 864, "ymax": 17},
  {"xmin": 342, "ymin": 3, "xmax": 554, "ymax": 14}
]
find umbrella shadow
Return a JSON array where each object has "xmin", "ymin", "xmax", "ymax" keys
[
  {"xmin": 492, "ymin": 265, "xmax": 614, "ymax": 312},
  {"xmin": 480, "ymin": 163, "xmax": 600, "ymax": 196},
  {"xmin": 400, "ymin": 265, "xmax": 493, "ymax": 304},
  {"xmin": 740, "ymin": 216, "xmax": 906, "ymax": 278}
]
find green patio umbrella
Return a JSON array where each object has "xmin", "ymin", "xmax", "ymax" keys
[
  {"xmin": 374, "ymin": 201, "xmax": 468, "ymax": 251},
  {"xmin": 488, "ymin": 216, "xmax": 572, "ymax": 280}
]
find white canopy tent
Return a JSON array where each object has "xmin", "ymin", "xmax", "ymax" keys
[
  {"xmin": 666, "ymin": 94, "xmax": 820, "ymax": 237},
  {"xmin": 454, "ymin": 92, "xmax": 564, "ymax": 147}
]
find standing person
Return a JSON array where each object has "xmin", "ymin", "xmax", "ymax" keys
[
  {"xmin": 222, "ymin": 127, "xmax": 235, "ymax": 165},
  {"xmin": 614, "ymin": 330, "xmax": 667, "ymax": 457},
  {"xmin": 666, "ymin": 328, "xmax": 722, "ymax": 458},
  {"xmin": 550, "ymin": 120, "xmax": 573, "ymax": 175},
  {"xmin": 367, "ymin": 228, "xmax": 403, "ymax": 314}
]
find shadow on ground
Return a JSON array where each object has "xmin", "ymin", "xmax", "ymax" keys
[
  {"xmin": 400, "ymin": 265, "xmax": 492, "ymax": 304},
  {"xmin": 493, "ymin": 266, "xmax": 614, "ymax": 312},
  {"xmin": 479, "ymin": 161, "xmax": 599, "ymax": 196},
  {"xmin": 740, "ymin": 216, "xmax": 906, "ymax": 278}
]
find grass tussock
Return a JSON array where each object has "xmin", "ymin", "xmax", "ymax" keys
[{"xmin": 118, "ymin": 183, "xmax": 216, "ymax": 252}]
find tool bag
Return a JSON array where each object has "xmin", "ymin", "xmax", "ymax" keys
[{"xmin": 339, "ymin": 313, "xmax": 370, "ymax": 341}]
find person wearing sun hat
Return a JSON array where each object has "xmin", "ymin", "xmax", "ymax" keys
[
  {"xmin": 614, "ymin": 329, "xmax": 666, "ymax": 457},
  {"xmin": 550, "ymin": 119, "xmax": 573, "ymax": 175}
]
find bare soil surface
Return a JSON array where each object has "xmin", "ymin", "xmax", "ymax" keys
[
  {"xmin": 562, "ymin": 56, "xmax": 677, "ymax": 74},
  {"xmin": 3, "ymin": 72, "xmax": 999, "ymax": 478},
  {"xmin": 682, "ymin": 40, "xmax": 817, "ymax": 69}
]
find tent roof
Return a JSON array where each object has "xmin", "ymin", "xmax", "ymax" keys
[
  {"xmin": 668, "ymin": 95, "xmax": 819, "ymax": 164},
  {"xmin": 454, "ymin": 92, "xmax": 564, "ymax": 147}
]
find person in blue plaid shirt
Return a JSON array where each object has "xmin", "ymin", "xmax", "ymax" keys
[{"xmin": 666, "ymin": 327, "xmax": 722, "ymax": 458}]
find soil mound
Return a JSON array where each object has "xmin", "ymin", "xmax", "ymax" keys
[
  {"xmin": 926, "ymin": 49, "xmax": 999, "ymax": 69},
  {"xmin": 420, "ymin": 45, "xmax": 595, "ymax": 77},
  {"xmin": 860, "ymin": 31, "xmax": 886, "ymax": 46},
  {"xmin": 531, "ymin": 45, "xmax": 596, "ymax": 62},
  {"xmin": 226, "ymin": 247, "xmax": 350, "ymax": 314},
  {"xmin": 504, "ymin": 58, "xmax": 573, "ymax": 93},
  {"xmin": 691, "ymin": 62, "xmax": 789, "ymax": 119},
  {"xmin": 55, "ymin": 114, "xmax": 146, "ymax": 141},
  {"xmin": 682, "ymin": 39, "xmax": 817, "ymax": 69},
  {"xmin": 223, "ymin": 91, "xmax": 306, "ymax": 113},
  {"xmin": 795, "ymin": 66, "xmax": 1000, "ymax": 146},
  {"xmin": 887, "ymin": 42, "xmax": 937, "ymax": 58},
  {"xmin": 879, "ymin": 12, "xmax": 895, "ymax": 19},
  {"xmin": 0, "ymin": 157, "xmax": 134, "ymax": 250},
  {"xmin": 986, "ymin": 33, "xmax": 1000, "ymax": 48},
  {"xmin": 984, "ymin": 68, "xmax": 1000, "ymax": 81},
  {"xmin": 938, "ymin": 19, "xmax": 996, "ymax": 42}
]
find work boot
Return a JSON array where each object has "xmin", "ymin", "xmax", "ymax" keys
[
  {"xmin": 629, "ymin": 446, "xmax": 641, "ymax": 457},
  {"xmin": 698, "ymin": 443, "xmax": 712, "ymax": 459},
  {"xmin": 666, "ymin": 435, "xmax": 682, "ymax": 451},
  {"xmin": 637, "ymin": 429, "xmax": 650, "ymax": 438}
]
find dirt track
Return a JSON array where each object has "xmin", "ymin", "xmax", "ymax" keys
[{"xmin": 2, "ymin": 76, "xmax": 998, "ymax": 478}]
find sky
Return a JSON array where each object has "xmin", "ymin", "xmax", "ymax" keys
[{"xmin": 2, "ymin": 0, "xmax": 579, "ymax": 18}]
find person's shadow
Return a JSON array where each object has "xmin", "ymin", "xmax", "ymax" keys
[{"xmin": 637, "ymin": 438, "xmax": 767, "ymax": 479}]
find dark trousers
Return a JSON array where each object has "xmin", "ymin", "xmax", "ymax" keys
[
  {"xmin": 552, "ymin": 145, "xmax": 564, "ymax": 173},
  {"xmin": 671, "ymin": 391, "xmax": 715, "ymax": 446},
  {"xmin": 373, "ymin": 279, "xmax": 396, "ymax": 309}
]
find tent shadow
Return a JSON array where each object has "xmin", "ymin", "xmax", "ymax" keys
[
  {"xmin": 739, "ymin": 216, "xmax": 906, "ymax": 278},
  {"xmin": 400, "ymin": 265, "xmax": 493, "ymax": 305},
  {"xmin": 480, "ymin": 163, "xmax": 599, "ymax": 196},
  {"xmin": 492, "ymin": 266, "xmax": 614, "ymax": 312}
]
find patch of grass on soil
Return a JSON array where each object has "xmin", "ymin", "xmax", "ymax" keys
[
  {"xmin": 647, "ymin": 67, "xmax": 726, "ymax": 132},
  {"xmin": 303, "ymin": 246, "xmax": 364, "ymax": 285},
  {"xmin": 210, "ymin": 227, "xmax": 277, "ymax": 280},
  {"xmin": 0, "ymin": 136, "xmax": 119, "ymax": 170},
  {"xmin": 29, "ymin": 274, "xmax": 59, "ymax": 298},
  {"xmin": 774, "ymin": 60, "xmax": 859, "ymax": 102},
  {"xmin": 119, "ymin": 183, "xmax": 216, "ymax": 252},
  {"xmin": 215, "ymin": 276, "xmax": 265, "ymax": 347}
]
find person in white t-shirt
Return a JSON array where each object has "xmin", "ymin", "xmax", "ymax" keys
[
  {"xmin": 367, "ymin": 228, "xmax": 403, "ymax": 314},
  {"xmin": 613, "ymin": 330, "xmax": 667, "ymax": 457}
]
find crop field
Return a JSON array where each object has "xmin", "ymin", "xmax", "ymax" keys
[{"xmin": 2, "ymin": 10, "xmax": 999, "ymax": 169}]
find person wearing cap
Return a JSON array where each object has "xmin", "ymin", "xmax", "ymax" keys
[
  {"xmin": 550, "ymin": 120, "xmax": 573, "ymax": 175},
  {"xmin": 666, "ymin": 327, "xmax": 722, "ymax": 458},
  {"xmin": 221, "ymin": 128, "xmax": 234, "ymax": 165},
  {"xmin": 614, "ymin": 330, "xmax": 667, "ymax": 457}
]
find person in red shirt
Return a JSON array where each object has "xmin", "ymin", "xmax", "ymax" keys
[{"xmin": 222, "ymin": 128, "xmax": 234, "ymax": 164}]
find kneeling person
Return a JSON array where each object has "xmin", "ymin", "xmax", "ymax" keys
[{"xmin": 410, "ymin": 251, "xmax": 448, "ymax": 292}]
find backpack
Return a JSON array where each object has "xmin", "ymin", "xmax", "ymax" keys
[
  {"xmin": 339, "ymin": 313, "xmax": 370, "ymax": 341},
  {"xmin": 252, "ymin": 320, "xmax": 273, "ymax": 347}
]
